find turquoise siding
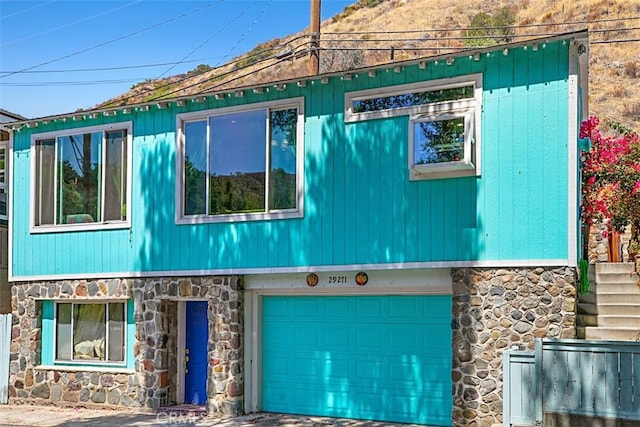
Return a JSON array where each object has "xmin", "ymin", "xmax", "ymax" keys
[
  {"xmin": 262, "ymin": 295, "xmax": 452, "ymax": 425},
  {"xmin": 11, "ymin": 40, "xmax": 572, "ymax": 277}
]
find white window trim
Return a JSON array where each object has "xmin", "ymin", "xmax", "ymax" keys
[
  {"xmin": 408, "ymin": 106, "xmax": 476, "ymax": 180},
  {"xmin": 29, "ymin": 122, "xmax": 133, "ymax": 233},
  {"xmin": 0, "ymin": 141, "xmax": 7, "ymax": 221},
  {"xmin": 175, "ymin": 97, "xmax": 305, "ymax": 224},
  {"xmin": 344, "ymin": 73, "xmax": 482, "ymax": 180},
  {"xmin": 52, "ymin": 299, "xmax": 128, "ymax": 367}
]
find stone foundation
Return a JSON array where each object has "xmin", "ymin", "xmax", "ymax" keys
[
  {"xmin": 9, "ymin": 276, "xmax": 243, "ymax": 415},
  {"xmin": 10, "ymin": 267, "xmax": 578, "ymax": 424},
  {"xmin": 451, "ymin": 266, "xmax": 577, "ymax": 427}
]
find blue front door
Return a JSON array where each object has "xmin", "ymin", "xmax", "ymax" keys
[{"xmin": 184, "ymin": 301, "xmax": 208, "ymax": 405}]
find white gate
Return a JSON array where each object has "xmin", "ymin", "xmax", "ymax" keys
[{"xmin": 0, "ymin": 313, "xmax": 11, "ymax": 404}]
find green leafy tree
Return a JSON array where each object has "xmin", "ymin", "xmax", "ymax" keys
[
  {"xmin": 465, "ymin": 7, "xmax": 516, "ymax": 47},
  {"xmin": 581, "ymin": 117, "xmax": 640, "ymax": 254}
]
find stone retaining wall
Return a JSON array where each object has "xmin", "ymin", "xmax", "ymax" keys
[
  {"xmin": 587, "ymin": 222, "xmax": 633, "ymax": 263},
  {"xmin": 451, "ymin": 266, "xmax": 577, "ymax": 427},
  {"xmin": 9, "ymin": 276, "xmax": 243, "ymax": 415}
]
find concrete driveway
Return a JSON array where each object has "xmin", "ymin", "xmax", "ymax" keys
[{"xmin": 0, "ymin": 405, "xmax": 430, "ymax": 427}]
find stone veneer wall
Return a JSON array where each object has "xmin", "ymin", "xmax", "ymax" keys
[
  {"xmin": 451, "ymin": 267, "xmax": 577, "ymax": 427},
  {"xmin": 587, "ymin": 222, "xmax": 633, "ymax": 263},
  {"xmin": 9, "ymin": 276, "xmax": 243, "ymax": 416}
]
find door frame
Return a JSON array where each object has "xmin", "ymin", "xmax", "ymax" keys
[
  {"xmin": 176, "ymin": 299, "xmax": 209, "ymax": 404},
  {"xmin": 243, "ymin": 268, "xmax": 452, "ymax": 413}
]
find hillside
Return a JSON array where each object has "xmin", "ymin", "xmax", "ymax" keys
[{"xmin": 100, "ymin": 0, "xmax": 640, "ymax": 130}]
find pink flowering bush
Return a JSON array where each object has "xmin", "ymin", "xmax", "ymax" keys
[{"xmin": 581, "ymin": 116, "xmax": 640, "ymax": 249}]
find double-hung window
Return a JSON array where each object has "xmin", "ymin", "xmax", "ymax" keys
[
  {"xmin": 55, "ymin": 302, "xmax": 126, "ymax": 363},
  {"xmin": 177, "ymin": 98, "xmax": 304, "ymax": 223},
  {"xmin": 31, "ymin": 122, "xmax": 131, "ymax": 231},
  {"xmin": 345, "ymin": 73, "xmax": 482, "ymax": 180}
]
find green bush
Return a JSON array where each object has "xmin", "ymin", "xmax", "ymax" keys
[{"xmin": 465, "ymin": 7, "xmax": 515, "ymax": 47}]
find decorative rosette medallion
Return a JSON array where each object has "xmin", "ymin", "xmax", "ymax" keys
[
  {"xmin": 355, "ymin": 271, "xmax": 368, "ymax": 286},
  {"xmin": 306, "ymin": 273, "xmax": 319, "ymax": 287}
]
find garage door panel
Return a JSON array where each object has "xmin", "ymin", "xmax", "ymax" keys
[
  {"xmin": 293, "ymin": 328, "xmax": 319, "ymax": 345},
  {"xmin": 355, "ymin": 328, "xmax": 385, "ymax": 348},
  {"xmin": 354, "ymin": 298, "xmax": 384, "ymax": 317},
  {"xmin": 325, "ymin": 328, "xmax": 350, "ymax": 347},
  {"xmin": 262, "ymin": 295, "xmax": 452, "ymax": 425}
]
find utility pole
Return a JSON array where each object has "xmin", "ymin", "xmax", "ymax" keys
[{"xmin": 309, "ymin": 0, "xmax": 321, "ymax": 75}]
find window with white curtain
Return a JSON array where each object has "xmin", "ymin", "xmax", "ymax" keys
[{"xmin": 55, "ymin": 302, "xmax": 125, "ymax": 363}]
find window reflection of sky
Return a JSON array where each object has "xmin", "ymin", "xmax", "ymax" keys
[
  {"xmin": 210, "ymin": 110, "xmax": 266, "ymax": 177},
  {"xmin": 185, "ymin": 109, "xmax": 297, "ymax": 176},
  {"xmin": 185, "ymin": 121, "xmax": 207, "ymax": 173},
  {"xmin": 413, "ymin": 121, "xmax": 439, "ymax": 164},
  {"xmin": 58, "ymin": 132, "xmax": 102, "ymax": 176}
]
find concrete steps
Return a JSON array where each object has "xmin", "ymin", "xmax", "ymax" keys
[
  {"xmin": 577, "ymin": 326, "xmax": 640, "ymax": 341},
  {"xmin": 578, "ymin": 302, "xmax": 640, "ymax": 316},
  {"xmin": 577, "ymin": 262, "xmax": 640, "ymax": 341}
]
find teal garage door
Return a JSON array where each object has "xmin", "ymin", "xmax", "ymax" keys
[{"xmin": 262, "ymin": 295, "xmax": 452, "ymax": 425}]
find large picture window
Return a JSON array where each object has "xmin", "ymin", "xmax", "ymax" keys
[
  {"xmin": 55, "ymin": 302, "xmax": 126, "ymax": 363},
  {"xmin": 345, "ymin": 74, "xmax": 482, "ymax": 180},
  {"xmin": 31, "ymin": 123, "xmax": 131, "ymax": 230},
  {"xmin": 177, "ymin": 98, "xmax": 304, "ymax": 223}
]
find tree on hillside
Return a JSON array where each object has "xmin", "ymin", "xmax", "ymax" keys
[{"xmin": 465, "ymin": 7, "xmax": 516, "ymax": 47}]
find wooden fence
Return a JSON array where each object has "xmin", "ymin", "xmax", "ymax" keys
[{"xmin": 504, "ymin": 339, "xmax": 640, "ymax": 426}]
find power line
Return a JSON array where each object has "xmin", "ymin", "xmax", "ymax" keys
[
  {"xmin": 2, "ymin": 79, "xmax": 143, "ymax": 87},
  {"xmin": 320, "ymin": 27, "xmax": 640, "ymax": 44},
  {"xmin": 593, "ymin": 38, "xmax": 640, "ymax": 44},
  {"xmin": 318, "ymin": 36, "xmax": 639, "ymax": 53},
  {"xmin": 0, "ymin": 2, "xmax": 221, "ymax": 79},
  {"xmin": 0, "ymin": 0, "xmax": 143, "ymax": 47},
  {"xmin": 5, "ymin": 21, "xmax": 638, "ymax": 99},
  {"xmin": 147, "ymin": 53, "xmax": 296, "ymax": 103},
  {"xmin": 323, "ymin": 15, "xmax": 640, "ymax": 35},
  {"xmin": 0, "ymin": 58, "xmax": 226, "ymax": 74},
  {"xmin": 4, "ymin": 31, "xmax": 638, "ymax": 90},
  {"xmin": 3, "ymin": 19, "xmax": 636, "ymax": 79},
  {"xmin": 211, "ymin": 0, "xmax": 273, "ymax": 68},
  {"xmin": 13, "ymin": 13, "xmax": 632, "ymax": 78},
  {"xmin": 0, "ymin": 0, "xmax": 54, "ymax": 21},
  {"xmin": 101, "ymin": 36, "xmax": 310, "ymax": 107},
  {"xmin": 157, "ymin": 0, "xmax": 260, "ymax": 78}
]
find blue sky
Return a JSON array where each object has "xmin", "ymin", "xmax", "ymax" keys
[{"xmin": 0, "ymin": 0, "xmax": 354, "ymax": 119}]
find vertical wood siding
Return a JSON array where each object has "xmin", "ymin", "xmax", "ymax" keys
[
  {"xmin": 503, "ymin": 350, "xmax": 538, "ymax": 426},
  {"xmin": 542, "ymin": 340, "xmax": 640, "ymax": 420},
  {"xmin": 11, "ymin": 41, "xmax": 572, "ymax": 277},
  {"xmin": 504, "ymin": 339, "xmax": 640, "ymax": 424}
]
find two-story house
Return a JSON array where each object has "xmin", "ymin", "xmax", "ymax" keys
[{"xmin": 3, "ymin": 31, "xmax": 588, "ymax": 426}]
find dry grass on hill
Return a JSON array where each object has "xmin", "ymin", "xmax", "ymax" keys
[{"xmin": 101, "ymin": 0, "xmax": 640, "ymax": 130}]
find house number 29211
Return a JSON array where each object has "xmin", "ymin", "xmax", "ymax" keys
[{"xmin": 328, "ymin": 275, "xmax": 347, "ymax": 284}]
